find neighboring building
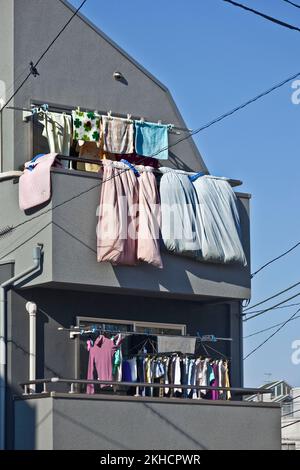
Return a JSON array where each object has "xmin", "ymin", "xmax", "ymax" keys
[
  {"xmin": 0, "ymin": 0, "xmax": 280, "ymax": 450},
  {"xmin": 246, "ymin": 381, "xmax": 300, "ymax": 450}
]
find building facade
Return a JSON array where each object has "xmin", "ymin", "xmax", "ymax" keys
[{"xmin": 0, "ymin": 0, "xmax": 280, "ymax": 450}]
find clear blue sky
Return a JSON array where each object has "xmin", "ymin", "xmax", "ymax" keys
[{"xmin": 70, "ymin": 0, "xmax": 300, "ymax": 387}]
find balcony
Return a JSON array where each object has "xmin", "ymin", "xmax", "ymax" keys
[
  {"xmin": 14, "ymin": 379, "xmax": 280, "ymax": 450},
  {"xmin": 0, "ymin": 167, "xmax": 251, "ymax": 300}
]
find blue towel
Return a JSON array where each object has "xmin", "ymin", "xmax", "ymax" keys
[{"xmin": 135, "ymin": 121, "xmax": 169, "ymax": 160}]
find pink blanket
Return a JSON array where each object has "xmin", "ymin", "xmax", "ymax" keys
[{"xmin": 19, "ymin": 153, "xmax": 58, "ymax": 211}]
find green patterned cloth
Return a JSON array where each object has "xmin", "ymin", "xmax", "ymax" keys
[{"xmin": 72, "ymin": 109, "xmax": 101, "ymax": 142}]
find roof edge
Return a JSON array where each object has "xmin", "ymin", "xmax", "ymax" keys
[{"xmin": 59, "ymin": 0, "xmax": 167, "ymax": 92}]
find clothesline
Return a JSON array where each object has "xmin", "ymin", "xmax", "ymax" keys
[
  {"xmin": 57, "ymin": 326, "xmax": 233, "ymax": 342},
  {"xmin": 6, "ymin": 104, "xmax": 191, "ymax": 134}
]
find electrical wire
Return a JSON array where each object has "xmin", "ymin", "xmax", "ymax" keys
[
  {"xmin": 244, "ymin": 302, "xmax": 300, "ymax": 316},
  {"xmin": 149, "ymin": 70, "xmax": 300, "ymax": 158},
  {"xmin": 222, "ymin": 0, "xmax": 300, "ymax": 32},
  {"xmin": 243, "ymin": 280, "xmax": 300, "ymax": 314},
  {"xmin": 243, "ymin": 291, "xmax": 300, "ymax": 322},
  {"xmin": 282, "ymin": 0, "xmax": 300, "ymax": 9},
  {"xmin": 251, "ymin": 240, "xmax": 300, "ymax": 279},
  {"xmin": 243, "ymin": 307, "xmax": 300, "ymax": 360},
  {"xmin": 282, "ymin": 418, "xmax": 300, "ymax": 429},
  {"xmin": 244, "ymin": 313, "xmax": 300, "ymax": 339},
  {"xmin": 0, "ymin": 0, "xmax": 88, "ymax": 113}
]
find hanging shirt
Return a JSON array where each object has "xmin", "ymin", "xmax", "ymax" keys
[
  {"xmin": 38, "ymin": 112, "xmax": 72, "ymax": 167},
  {"xmin": 87, "ymin": 334, "xmax": 122, "ymax": 394}
]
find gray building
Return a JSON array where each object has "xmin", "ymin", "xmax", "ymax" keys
[{"xmin": 0, "ymin": 0, "xmax": 280, "ymax": 450}]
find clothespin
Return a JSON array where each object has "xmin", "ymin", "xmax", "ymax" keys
[
  {"xmin": 121, "ymin": 159, "xmax": 140, "ymax": 177},
  {"xmin": 140, "ymin": 116, "xmax": 145, "ymax": 123},
  {"xmin": 158, "ymin": 120, "xmax": 162, "ymax": 125},
  {"xmin": 76, "ymin": 106, "xmax": 81, "ymax": 113},
  {"xmin": 189, "ymin": 171, "xmax": 205, "ymax": 183},
  {"xmin": 41, "ymin": 104, "xmax": 49, "ymax": 112},
  {"xmin": 107, "ymin": 110, "xmax": 113, "ymax": 120},
  {"xmin": 127, "ymin": 113, "xmax": 132, "ymax": 123}
]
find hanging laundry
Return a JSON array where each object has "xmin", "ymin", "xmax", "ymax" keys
[
  {"xmin": 193, "ymin": 177, "xmax": 247, "ymax": 266},
  {"xmin": 137, "ymin": 167, "xmax": 163, "ymax": 269},
  {"xmin": 157, "ymin": 335, "xmax": 196, "ymax": 354},
  {"xmin": 159, "ymin": 168, "xmax": 202, "ymax": 257},
  {"xmin": 97, "ymin": 160, "xmax": 162, "ymax": 267},
  {"xmin": 19, "ymin": 153, "xmax": 61, "ymax": 211},
  {"xmin": 72, "ymin": 109, "xmax": 101, "ymax": 142},
  {"xmin": 87, "ymin": 334, "xmax": 122, "ymax": 394},
  {"xmin": 135, "ymin": 121, "xmax": 169, "ymax": 160},
  {"xmin": 76, "ymin": 141, "xmax": 101, "ymax": 173},
  {"xmin": 102, "ymin": 116, "xmax": 134, "ymax": 155},
  {"xmin": 38, "ymin": 112, "xmax": 72, "ymax": 168},
  {"xmin": 97, "ymin": 160, "xmax": 139, "ymax": 266}
]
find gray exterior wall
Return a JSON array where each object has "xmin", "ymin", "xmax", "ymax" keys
[
  {"xmin": 14, "ymin": 395, "xmax": 281, "ymax": 450},
  {"xmin": 0, "ymin": 0, "xmax": 207, "ymax": 173},
  {"xmin": 0, "ymin": 170, "xmax": 251, "ymax": 300}
]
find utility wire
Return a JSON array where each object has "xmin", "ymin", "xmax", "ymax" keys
[
  {"xmin": 243, "ymin": 280, "xmax": 300, "ymax": 313},
  {"xmin": 244, "ymin": 313, "xmax": 300, "ymax": 339},
  {"xmin": 244, "ymin": 302, "xmax": 300, "ymax": 316},
  {"xmin": 243, "ymin": 307, "xmax": 300, "ymax": 360},
  {"xmin": 243, "ymin": 291, "xmax": 300, "ymax": 322},
  {"xmin": 251, "ymin": 240, "xmax": 300, "ymax": 279},
  {"xmin": 282, "ymin": 0, "xmax": 300, "ymax": 9},
  {"xmin": 222, "ymin": 0, "xmax": 300, "ymax": 32},
  {"xmin": 150, "ymin": 70, "xmax": 300, "ymax": 158},
  {"xmin": 0, "ymin": 0, "xmax": 88, "ymax": 113},
  {"xmin": 282, "ymin": 418, "xmax": 300, "ymax": 429}
]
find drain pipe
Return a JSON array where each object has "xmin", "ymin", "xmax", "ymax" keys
[
  {"xmin": 26, "ymin": 302, "xmax": 37, "ymax": 392},
  {"xmin": 0, "ymin": 245, "xmax": 42, "ymax": 450}
]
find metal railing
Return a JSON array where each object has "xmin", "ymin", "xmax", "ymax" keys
[{"xmin": 19, "ymin": 378, "xmax": 270, "ymax": 400}]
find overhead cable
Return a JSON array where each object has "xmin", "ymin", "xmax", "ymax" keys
[
  {"xmin": 243, "ymin": 307, "xmax": 300, "ymax": 360},
  {"xmin": 222, "ymin": 0, "xmax": 300, "ymax": 32},
  {"xmin": 0, "ymin": 0, "xmax": 88, "ymax": 112}
]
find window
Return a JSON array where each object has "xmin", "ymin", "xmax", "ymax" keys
[
  {"xmin": 282, "ymin": 402, "xmax": 293, "ymax": 418},
  {"xmin": 75, "ymin": 316, "xmax": 186, "ymax": 381}
]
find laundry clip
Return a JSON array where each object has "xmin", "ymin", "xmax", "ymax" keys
[
  {"xmin": 127, "ymin": 113, "xmax": 132, "ymax": 123},
  {"xmin": 107, "ymin": 110, "xmax": 113, "ymax": 120},
  {"xmin": 140, "ymin": 116, "xmax": 145, "ymax": 123},
  {"xmin": 121, "ymin": 159, "xmax": 140, "ymax": 177},
  {"xmin": 189, "ymin": 171, "xmax": 205, "ymax": 182}
]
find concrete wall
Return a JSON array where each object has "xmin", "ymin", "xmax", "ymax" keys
[
  {"xmin": 0, "ymin": 170, "xmax": 251, "ymax": 300},
  {"xmin": 0, "ymin": 0, "xmax": 206, "ymax": 173},
  {"xmin": 14, "ymin": 395, "xmax": 281, "ymax": 450}
]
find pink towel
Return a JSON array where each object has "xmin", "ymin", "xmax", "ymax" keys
[{"xmin": 19, "ymin": 153, "xmax": 58, "ymax": 211}]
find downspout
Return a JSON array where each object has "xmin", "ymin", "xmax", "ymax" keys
[
  {"xmin": 0, "ymin": 245, "xmax": 42, "ymax": 450},
  {"xmin": 26, "ymin": 302, "xmax": 37, "ymax": 392}
]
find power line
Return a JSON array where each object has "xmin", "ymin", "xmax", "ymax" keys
[
  {"xmin": 243, "ymin": 307, "xmax": 300, "ymax": 360},
  {"xmin": 222, "ymin": 0, "xmax": 300, "ymax": 32},
  {"xmin": 244, "ymin": 302, "xmax": 300, "ymax": 316},
  {"xmin": 0, "ymin": 0, "xmax": 88, "ymax": 113},
  {"xmin": 243, "ymin": 291, "xmax": 300, "ymax": 322},
  {"xmin": 244, "ymin": 313, "xmax": 300, "ymax": 339},
  {"xmin": 251, "ymin": 240, "xmax": 300, "ymax": 279},
  {"xmin": 243, "ymin": 280, "xmax": 300, "ymax": 313},
  {"xmin": 282, "ymin": 418, "xmax": 300, "ymax": 429},
  {"xmin": 150, "ymin": 70, "xmax": 300, "ymax": 158},
  {"xmin": 282, "ymin": 0, "xmax": 300, "ymax": 9}
]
